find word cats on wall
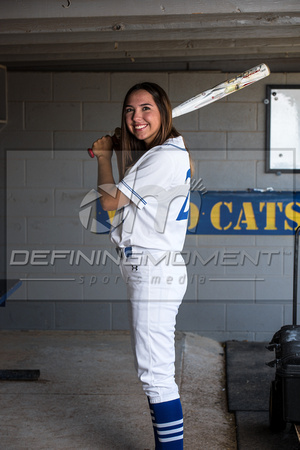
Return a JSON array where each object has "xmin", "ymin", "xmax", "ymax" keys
[{"xmin": 189, "ymin": 191, "xmax": 300, "ymax": 235}]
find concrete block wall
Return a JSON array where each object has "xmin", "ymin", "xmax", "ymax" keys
[{"xmin": 1, "ymin": 70, "xmax": 300, "ymax": 341}]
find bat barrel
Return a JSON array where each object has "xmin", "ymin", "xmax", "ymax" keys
[
  {"xmin": 172, "ymin": 109, "xmax": 180, "ymax": 119},
  {"xmin": 171, "ymin": 63, "xmax": 270, "ymax": 119}
]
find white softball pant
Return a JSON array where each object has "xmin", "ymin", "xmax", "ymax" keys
[{"xmin": 119, "ymin": 248, "xmax": 187, "ymax": 404}]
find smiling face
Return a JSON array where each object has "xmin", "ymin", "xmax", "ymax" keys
[{"xmin": 124, "ymin": 90, "xmax": 162, "ymax": 147}]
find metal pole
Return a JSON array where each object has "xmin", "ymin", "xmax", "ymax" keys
[{"xmin": 293, "ymin": 226, "xmax": 300, "ymax": 325}]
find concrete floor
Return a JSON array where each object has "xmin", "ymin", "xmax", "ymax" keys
[{"xmin": 0, "ymin": 331, "xmax": 236, "ymax": 450}]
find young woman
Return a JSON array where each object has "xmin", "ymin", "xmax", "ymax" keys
[{"xmin": 91, "ymin": 82, "xmax": 193, "ymax": 449}]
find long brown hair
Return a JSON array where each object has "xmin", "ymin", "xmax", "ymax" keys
[{"xmin": 119, "ymin": 82, "xmax": 194, "ymax": 178}]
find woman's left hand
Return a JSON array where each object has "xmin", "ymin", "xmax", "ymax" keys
[{"xmin": 92, "ymin": 135, "xmax": 114, "ymax": 160}]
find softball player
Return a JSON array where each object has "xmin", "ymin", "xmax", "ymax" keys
[{"xmin": 92, "ymin": 82, "xmax": 192, "ymax": 449}]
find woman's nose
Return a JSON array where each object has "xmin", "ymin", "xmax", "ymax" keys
[{"xmin": 132, "ymin": 109, "xmax": 142, "ymax": 122}]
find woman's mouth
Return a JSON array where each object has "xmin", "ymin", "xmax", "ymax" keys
[{"xmin": 134, "ymin": 124, "xmax": 148, "ymax": 131}]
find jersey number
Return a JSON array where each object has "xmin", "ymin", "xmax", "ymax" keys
[{"xmin": 176, "ymin": 169, "xmax": 191, "ymax": 221}]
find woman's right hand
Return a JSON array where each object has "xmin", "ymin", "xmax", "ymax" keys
[
  {"xmin": 91, "ymin": 135, "xmax": 114, "ymax": 160},
  {"xmin": 88, "ymin": 128, "xmax": 121, "ymax": 158}
]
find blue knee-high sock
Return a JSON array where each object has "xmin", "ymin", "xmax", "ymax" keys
[
  {"xmin": 148, "ymin": 398, "xmax": 184, "ymax": 449},
  {"xmin": 148, "ymin": 399, "xmax": 160, "ymax": 449}
]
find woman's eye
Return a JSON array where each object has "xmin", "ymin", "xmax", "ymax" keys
[
  {"xmin": 143, "ymin": 106, "xmax": 150, "ymax": 111},
  {"xmin": 125, "ymin": 108, "xmax": 133, "ymax": 113}
]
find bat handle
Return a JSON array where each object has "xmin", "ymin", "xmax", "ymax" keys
[
  {"xmin": 87, "ymin": 148, "xmax": 95, "ymax": 158},
  {"xmin": 87, "ymin": 128, "xmax": 121, "ymax": 158}
]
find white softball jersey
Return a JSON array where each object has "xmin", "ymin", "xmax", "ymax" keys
[{"xmin": 110, "ymin": 135, "xmax": 190, "ymax": 251}]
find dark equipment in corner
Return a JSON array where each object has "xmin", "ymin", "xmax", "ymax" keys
[{"xmin": 267, "ymin": 226, "xmax": 300, "ymax": 433}]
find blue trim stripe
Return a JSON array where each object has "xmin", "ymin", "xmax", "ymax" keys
[
  {"xmin": 166, "ymin": 143, "xmax": 186, "ymax": 151},
  {"xmin": 120, "ymin": 179, "xmax": 147, "ymax": 205}
]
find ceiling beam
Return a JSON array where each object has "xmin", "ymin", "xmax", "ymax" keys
[
  {"xmin": 1, "ymin": 0, "xmax": 300, "ymax": 20},
  {"xmin": 1, "ymin": 12, "xmax": 300, "ymax": 34},
  {"xmin": 1, "ymin": 37, "xmax": 300, "ymax": 58}
]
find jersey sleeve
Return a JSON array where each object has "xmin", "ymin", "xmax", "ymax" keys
[{"xmin": 117, "ymin": 148, "xmax": 175, "ymax": 210}]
